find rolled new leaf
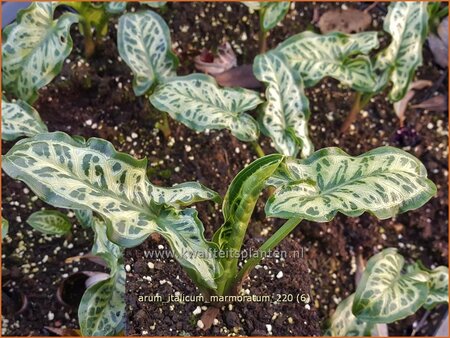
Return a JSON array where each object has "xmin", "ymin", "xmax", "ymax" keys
[
  {"xmin": 2, "ymin": 2, "xmax": 79, "ymax": 102},
  {"xmin": 253, "ymin": 52, "xmax": 313, "ymax": 158},
  {"xmin": 78, "ymin": 265, "xmax": 125, "ymax": 336},
  {"xmin": 91, "ymin": 219, "xmax": 123, "ymax": 275},
  {"xmin": 150, "ymin": 74, "xmax": 263, "ymax": 142},
  {"xmin": 325, "ymin": 294, "xmax": 374, "ymax": 336},
  {"xmin": 1, "ymin": 99, "xmax": 48, "ymax": 141},
  {"xmin": 352, "ymin": 248, "xmax": 429, "ymax": 323},
  {"xmin": 374, "ymin": 2, "xmax": 429, "ymax": 101},
  {"xmin": 118, "ymin": 10, "xmax": 178, "ymax": 96},
  {"xmin": 26, "ymin": 210, "xmax": 72, "ymax": 235},
  {"xmin": 74, "ymin": 209, "xmax": 94, "ymax": 229},
  {"xmin": 2, "ymin": 132, "xmax": 221, "ymax": 290},
  {"xmin": 275, "ymin": 31, "xmax": 379, "ymax": 92},
  {"xmin": 266, "ymin": 147, "xmax": 436, "ymax": 221}
]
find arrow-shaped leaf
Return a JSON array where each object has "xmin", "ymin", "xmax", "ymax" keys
[
  {"xmin": 1, "ymin": 99, "xmax": 48, "ymax": 141},
  {"xmin": 253, "ymin": 52, "xmax": 313, "ymax": 158},
  {"xmin": 26, "ymin": 210, "xmax": 72, "ymax": 235},
  {"xmin": 261, "ymin": 2, "xmax": 290, "ymax": 32},
  {"xmin": 266, "ymin": 147, "xmax": 436, "ymax": 221},
  {"xmin": 375, "ymin": 2, "xmax": 429, "ymax": 101},
  {"xmin": 150, "ymin": 74, "xmax": 263, "ymax": 141},
  {"xmin": 118, "ymin": 10, "xmax": 178, "ymax": 96},
  {"xmin": 352, "ymin": 248, "xmax": 429, "ymax": 323},
  {"xmin": 275, "ymin": 31, "xmax": 379, "ymax": 92},
  {"xmin": 104, "ymin": 2, "xmax": 127, "ymax": 14},
  {"xmin": 2, "ymin": 132, "xmax": 221, "ymax": 290},
  {"xmin": 2, "ymin": 2, "xmax": 79, "ymax": 102}
]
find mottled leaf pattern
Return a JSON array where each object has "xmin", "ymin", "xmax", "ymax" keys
[
  {"xmin": 117, "ymin": 10, "xmax": 178, "ymax": 96},
  {"xmin": 2, "ymin": 2, "xmax": 79, "ymax": 102},
  {"xmin": 79, "ymin": 265, "xmax": 125, "ymax": 336},
  {"xmin": 92, "ymin": 219, "xmax": 123, "ymax": 275},
  {"xmin": 353, "ymin": 248, "xmax": 429, "ymax": 323},
  {"xmin": 325, "ymin": 294, "xmax": 374, "ymax": 336},
  {"xmin": 266, "ymin": 147, "xmax": 436, "ymax": 221},
  {"xmin": 1, "ymin": 99, "xmax": 48, "ymax": 141},
  {"xmin": 423, "ymin": 266, "xmax": 448, "ymax": 310},
  {"xmin": 261, "ymin": 2, "xmax": 290, "ymax": 32},
  {"xmin": 141, "ymin": 1, "xmax": 167, "ymax": 8},
  {"xmin": 275, "ymin": 31, "xmax": 379, "ymax": 91},
  {"xmin": 2, "ymin": 132, "xmax": 221, "ymax": 290},
  {"xmin": 104, "ymin": 2, "xmax": 127, "ymax": 14},
  {"xmin": 26, "ymin": 210, "xmax": 72, "ymax": 235},
  {"xmin": 2, "ymin": 218, "xmax": 9, "ymax": 240},
  {"xmin": 253, "ymin": 52, "xmax": 313, "ymax": 158},
  {"xmin": 150, "ymin": 74, "xmax": 263, "ymax": 141},
  {"xmin": 375, "ymin": 2, "xmax": 429, "ymax": 101},
  {"xmin": 150, "ymin": 182, "xmax": 221, "ymax": 207}
]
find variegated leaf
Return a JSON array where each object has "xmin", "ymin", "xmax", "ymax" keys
[
  {"xmin": 266, "ymin": 147, "xmax": 436, "ymax": 221},
  {"xmin": 325, "ymin": 294, "xmax": 374, "ymax": 336},
  {"xmin": 92, "ymin": 218, "xmax": 123, "ymax": 274},
  {"xmin": 117, "ymin": 10, "xmax": 178, "ymax": 96},
  {"xmin": 78, "ymin": 265, "xmax": 125, "ymax": 336},
  {"xmin": 2, "ymin": 217, "xmax": 9, "ymax": 240},
  {"xmin": 150, "ymin": 182, "xmax": 221, "ymax": 207},
  {"xmin": 104, "ymin": 2, "xmax": 127, "ymax": 14},
  {"xmin": 2, "ymin": 2, "xmax": 79, "ymax": 102},
  {"xmin": 352, "ymin": 248, "xmax": 429, "ymax": 323},
  {"xmin": 74, "ymin": 208, "xmax": 94, "ymax": 229},
  {"xmin": 2, "ymin": 132, "xmax": 221, "ymax": 290},
  {"xmin": 261, "ymin": 2, "xmax": 290, "ymax": 32},
  {"xmin": 141, "ymin": 1, "xmax": 167, "ymax": 8},
  {"xmin": 150, "ymin": 74, "xmax": 263, "ymax": 141},
  {"xmin": 374, "ymin": 2, "xmax": 429, "ymax": 101},
  {"xmin": 253, "ymin": 52, "xmax": 313, "ymax": 158},
  {"xmin": 424, "ymin": 266, "xmax": 448, "ymax": 310},
  {"xmin": 26, "ymin": 210, "xmax": 72, "ymax": 235},
  {"xmin": 275, "ymin": 31, "xmax": 379, "ymax": 92},
  {"xmin": 242, "ymin": 1, "xmax": 262, "ymax": 11},
  {"xmin": 1, "ymin": 99, "xmax": 48, "ymax": 141}
]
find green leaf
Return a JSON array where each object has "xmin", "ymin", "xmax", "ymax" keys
[
  {"xmin": 117, "ymin": 10, "xmax": 178, "ymax": 96},
  {"xmin": 104, "ymin": 2, "xmax": 127, "ymax": 14},
  {"xmin": 26, "ymin": 210, "xmax": 72, "ymax": 235},
  {"xmin": 150, "ymin": 182, "xmax": 221, "ymax": 207},
  {"xmin": 213, "ymin": 154, "xmax": 284, "ymax": 294},
  {"xmin": 74, "ymin": 208, "xmax": 94, "ymax": 229},
  {"xmin": 92, "ymin": 218, "xmax": 123, "ymax": 275},
  {"xmin": 325, "ymin": 294, "xmax": 374, "ymax": 336},
  {"xmin": 261, "ymin": 2, "xmax": 290, "ymax": 32},
  {"xmin": 374, "ymin": 2, "xmax": 429, "ymax": 101},
  {"xmin": 150, "ymin": 74, "xmax": 263, "ymax": 142},
  {"xmin": 63, "ymin": 2, "xmax": 109, "ymax": 37},
  {"xmin": 2, "ymin": 217, "xmax": 9, "ymax": 240},
  {"xmin": 79, "ymin": 265, "xmax": 125, "ymax": 336},
  {"xmin": 2, "ymin": 2, "xmax": 79, "ymax": 102},
  {"xmin": 266, "ymin": 147, "xmax": 436, "ymax": 221},
  {"xmin": 352, "ymin": 248, "xmax": 429, "ymax": 323},
  {"xmin": 2, "ymin": 132, "xmax": 221, "ymax": 290},
  {"xmin": 253, "ymin": 52, "xmax": 313, "ymax": 158},
  {"xmin": 1, "ymin": 99, "xmax": 48, "ymax": 141},
  {"xmin": 423, "ymin": 266, "xmax": 448, "ymax": 310},
  {"xmin": 275, "ymin": 31, "xmax": 379, "ymax": 92},
  {"xmin": 242, "ymin": 1, "xmax": 262, "ymax": 11}
]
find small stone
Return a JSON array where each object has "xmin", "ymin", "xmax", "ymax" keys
[
  {"xmin": 48, "ymin": 311, "xmax": 55, "ymax": 321},
  {"xmin": 266, "ymin": 324, "xmax": 272, "ymax": 333},
  {"xmin": 276, "ymin": 271, "xmax": 283, "ymax": 279},
  {"xmin": 197, "ymin": 320, "xmax": 205, "ymax": 329},
  {"xmin": 193, "ymin": 306, "xmax": 202, "ymax": 315},
  {"xmin": 125, "ymin": 264, "xmax": 131, "ymax": 272},
  {"xmin": 147, "ymin": 262, "xmax": 155, "ymax": 269}
]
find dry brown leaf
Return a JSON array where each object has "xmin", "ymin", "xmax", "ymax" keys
[
  {"xmin": 214, "ymin": 64, "xmax": 261, "ymax": 89},
  {"xmin": 194, "ymin": 42, "xmax": 237, "ymax": 75},
  {"xmin": 411, "ymin": 95, "xmax": 448, "ymax": 111},
  {"xmin": 428, "ymin": 17, "xmax": 448, "ymax": 68},
  {"xmin": 318, "ymin": 8, "xmax": 372, "ymax": 34},
  {"xmin": 393, "ymin": 80, "xmax": 432, "ymax": 127}
]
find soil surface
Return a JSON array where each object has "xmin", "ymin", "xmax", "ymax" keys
[{"xmin": 1, "ymin": 1, "xmax": 448, "ymax": 336}]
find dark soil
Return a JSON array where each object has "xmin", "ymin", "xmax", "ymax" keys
[{"xmin": 1, "ymin": 1, "xmax": 448, "ymax": 336}]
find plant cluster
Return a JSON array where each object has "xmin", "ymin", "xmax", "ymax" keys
[{"xmin": 1, "ymin": 1, "xmax": 448, "ymax": 336}]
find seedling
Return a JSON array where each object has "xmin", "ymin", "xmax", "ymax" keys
[{"xmin": 326, "ymin": 248, "xmax": 448, "ymax": 336}]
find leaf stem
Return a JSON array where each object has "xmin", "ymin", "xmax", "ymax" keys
[
  {"xmin": 81, "ymin": 19, "xmax": 95, "ymax": 58},
  {"xmin": 340, "ymin": 92, "xmax": 373, "ymax": 134},
  {"xmin": 231, "ymin": 217, "xmax": 302, "ymax": 294},
  {"xmin": 258, "ymin": 10, "xmax": 268, "ymax": 54},
  {"xmin": 251, "ymin": 141, "xmax": 265, "ymax": 158},
  {"xmin": 156, "ymin": 112, "xmax": 171, "ymax": 139}
]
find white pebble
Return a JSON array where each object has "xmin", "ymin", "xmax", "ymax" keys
[
  {"xmin": 276, "ymin": 271, "xmax": 284, "ymax": 279},
  {"xmin": 266, "ymin": 324, "xmax": 272, "ymax": 333},
  {"xmin": 147, "ymin": 262, "xmax": 155, "ymax": 269},
  {"xmin": 193, "ymin": 306, "xmax": 202, "ymax": 315},
  {"xmin": 197, "ymin": 320, "xmax": 205, "ymax": 329},
  {"xmin": 125, "ymin": 264, "xmax": 131, "ymax": 272},
  {"xmin": 48, "ymin": 311, "xmax": 55, "ymax": 321}
]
